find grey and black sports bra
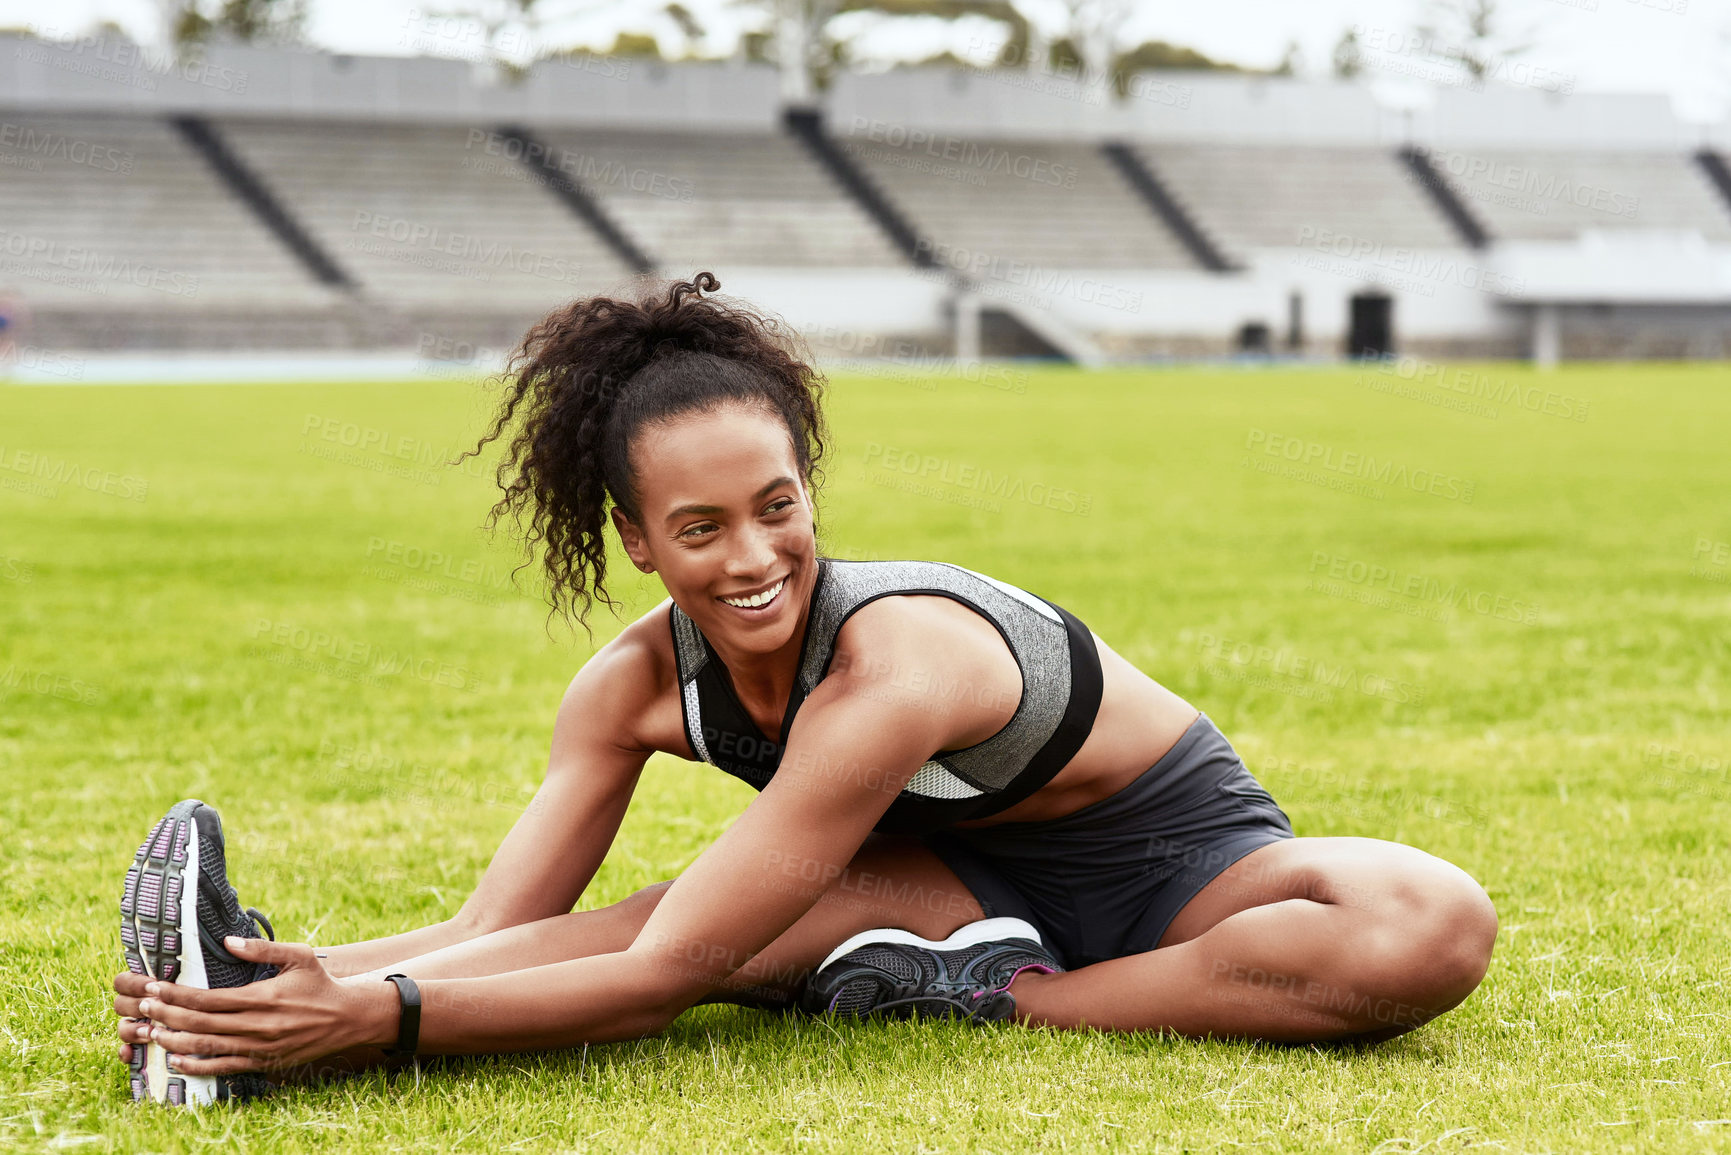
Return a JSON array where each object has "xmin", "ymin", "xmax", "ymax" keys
[{"xmin": 668, "ymin": 556, "xmax": 1104, "ymax": 835}]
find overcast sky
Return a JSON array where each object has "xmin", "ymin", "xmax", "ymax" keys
[{"xmin": 4, "ymin": 0, "xmax": 1729, "ymax": 121}]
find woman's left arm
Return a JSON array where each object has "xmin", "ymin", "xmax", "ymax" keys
[{"xmin": 137, "ymin": 623, "xmax": 964, "ymax": 1070}]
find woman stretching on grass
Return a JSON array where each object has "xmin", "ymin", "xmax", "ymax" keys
[{"xmin": 114, "ymin": 272, "xmax": 1497, "ymax": 1105}]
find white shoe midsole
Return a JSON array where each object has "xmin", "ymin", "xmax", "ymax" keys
[
  {"xmin": 143, "ymin": 811, "xmax": 220, "ymax": 1107},
  {"xmin": 814, "ymin": 915, "xmax": 1045, "ymax": 974}
]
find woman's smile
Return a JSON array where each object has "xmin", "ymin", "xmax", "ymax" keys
[{"xmin": 718, "ymin": 574, "xmax": 788, "ymax": 615}]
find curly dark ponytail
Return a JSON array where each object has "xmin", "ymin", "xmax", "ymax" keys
[{"xmin": 468, "ymin": 272, "xmax": 829, "ymax": 635}]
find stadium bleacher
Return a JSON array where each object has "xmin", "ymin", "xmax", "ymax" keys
[
  {"xmin": 534, "ymin": 127, "xmax": 905, "ymax": 271},
  {"xmin": 841, "ymin": 132, "xmax": 1201, "ymax": 271},
  {"xmin": 216, "ymin": 117, "xmax": 636, "ymax": 306},
  {"xmin": 2, "ymin": 41, "xmax": 1729, "ymax": 360},
  {"xmin": 1138, "ymin": 145, "xmax": 1466, "ymax": 257},
  {"xmin": 0, "ymin": 112, "xmax": 339, "ymax": 309},
  {"xmin": 1424, "ymin": 148, "xmax": 1731, "ymax": 243}
]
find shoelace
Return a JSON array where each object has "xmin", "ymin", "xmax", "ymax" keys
[
  {"xmin": 243, "ymin": 908, "xmax": 281, "ymax": 982},
  {"xmin": 196, "ymin": 906, "xmax": 278, "ymax": 977}
]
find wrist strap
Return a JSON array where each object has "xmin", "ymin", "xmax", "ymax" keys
[{"xmin": 381, "ymin": 973, "xmax": 421, "ymax": 1057}]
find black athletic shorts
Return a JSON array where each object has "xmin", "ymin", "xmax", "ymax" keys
[{"xmin": 920, "ymin": 712, "xmax": 1295, "ymax": 970}]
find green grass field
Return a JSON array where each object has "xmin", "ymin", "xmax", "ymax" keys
[{"xmin": 3, "ymin": 361, "xmax": 1729, "ymax": 1153}]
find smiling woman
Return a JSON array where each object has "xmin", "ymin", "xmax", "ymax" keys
[{"xmin": 113, "ymin": 272, "xmax": 1497, "ymax": 1106}]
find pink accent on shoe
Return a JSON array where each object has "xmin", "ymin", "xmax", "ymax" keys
[{"xmin": 992, "ymin": 963, "xmax": 1055, "ymax": 995}]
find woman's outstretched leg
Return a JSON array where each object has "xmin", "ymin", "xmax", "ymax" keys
[
  {"xmin": 116, "ymin": 833, "xmax": 985, "ymax": 1072},
  {"xmin": 339, "ymin": 832, "xmax": 982, "ymax": 998}
]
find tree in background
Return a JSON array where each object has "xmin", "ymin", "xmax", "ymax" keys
[
  {"xmin": 159, "ymin": 0, "xmax": 309, "ymax": 47},
  {"xmin": 1414, "ymin": 0, "xmax": 1535, "ymax": 81},
  {"xmin": 1272, "ymin": 37, "xmax": 1301, "ymax": 77},
  {"xmin": 1044, "ymin": 0, "xmax": 1133, "ymax": 85},
  {"xmin": 1331, "ymin": 26, "xmax": 1362, "ymax": 80},
  {"xmin": 423, "ymin": 0, "xmax": 708, "ymax": 81},
  {"xmin": 418, "ymin": 0, "xmax": 540, "ymax": 68},
  {"xmin": 740, "ymin": 0, "xmax": 1035, "ymax": 104},
  {"xmin": 439, "ymin": 0, "xmax": 1254, "ymax": 104},
  {"xmin": 1105, "ymin": 39, "xmax": 1244, "ymax": 98},
  {"xmin": 764, "ymin": 0, "xmax": 1246, "ymax": 103}
]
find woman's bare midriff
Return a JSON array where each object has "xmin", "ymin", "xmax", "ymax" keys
[{"xmin": 949, "ymin": 631, "xmax": 1200, "ymax": 828}]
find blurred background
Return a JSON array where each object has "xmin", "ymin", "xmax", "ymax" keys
[{"xmin": 1, "ymin": 0, "xmax": 1730, "ymax": 380}]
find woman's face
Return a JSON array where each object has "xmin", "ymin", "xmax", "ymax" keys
[{"xmin": 614, "ymin": 401, "xmax": 817, "ymax": 657}]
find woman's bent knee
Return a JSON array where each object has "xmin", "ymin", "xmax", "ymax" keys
[
  {"xmin": 1424, "ymin": 873, "xmax": 1498, "ymax": 999},
  {"xmin": 1361, "ymin": 867, "xmax": 1497, "ymax": 1013}
]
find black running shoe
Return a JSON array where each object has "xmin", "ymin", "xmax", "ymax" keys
[
  {"xmin": 120, "ymin": 799, "xmax": 278, "ymax": 1106},
  {"xmin": 798, "ymin": 916, "xmax": 1063, "ymax": 1022}
]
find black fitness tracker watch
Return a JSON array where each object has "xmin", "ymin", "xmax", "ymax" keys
[{"xmin": 381, "ymin": 973, "xmax": 422, "ymax": 1057}]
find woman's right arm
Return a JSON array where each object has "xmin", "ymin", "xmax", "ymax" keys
[{"xmin": 313, "ymin": 621, "xmax": 663, "ymax": 977}]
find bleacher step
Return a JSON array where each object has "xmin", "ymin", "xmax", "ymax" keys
[
  {"xmin": 1100, "ymin": 143, "xmax": 1236, "ymax": 272},
  {"xmin": 1694, "ymin": 149, "xmax": 1731, "ymax": 221},
  {"xmin": 783, "ymin": 107, "xmax": 937, "ymax": 270},
  {"xmin": 1396, "ymin": 145, "xmax": 1492, "ymax": 250},
  {"xmin": 169, "ymin": 116, "xmax": 355, "ymax": 290},
  {"xmin": 495, "ymin": 124, "xmax": 656, "ymax": 274}
]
